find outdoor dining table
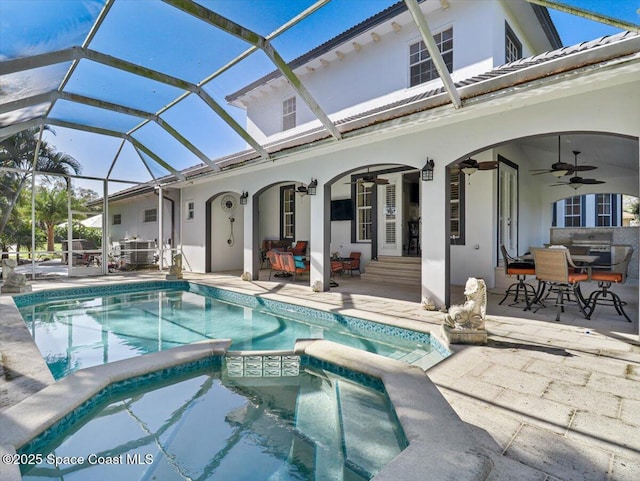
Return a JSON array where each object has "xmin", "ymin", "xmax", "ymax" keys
[
  {"xmin": 519, "ymin": 251, "xmax": 600, "ymax": 316},
  {"xmin": 520, "ymin": 253, "xmax": 600, "ymax": 265}
]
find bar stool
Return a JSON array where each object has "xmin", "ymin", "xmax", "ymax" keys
[
  {"xmin": 585, "ymin": 248, "xmax": 634, "ymax": 322},
  {"xmin": 499, "ymin": 245, "xmax": 537, "ymax": 309}
]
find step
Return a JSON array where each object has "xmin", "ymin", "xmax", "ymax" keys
[
  {"xmin": 337, "ymin": 380, "xmax": 404, "ymax": 478},
  {"xmin": 376, "ymin": 255, "xmax": 421, "ymax": 265},
  {"xmin": 360, "ymin": 273, "xmax": 420, "ymax": 286},
  {"xmin": 294, "ymin": 375, "xmax": 344, "ymax": 480},
  {"xmin": 364, "ymin": 264, "xmax": 421, "ymax": 276}
]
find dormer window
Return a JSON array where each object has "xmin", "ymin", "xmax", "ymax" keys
[
  {"xmin": 282, "ymin": 97, "xmax": 296, "ymax": 131},
  {"xmin": 409, "ymin": 27, "xmax": 453, "ymax": 87},
  {"xmin": 505, "ymin": 22, "xmax": 522, "ymax": 64}
]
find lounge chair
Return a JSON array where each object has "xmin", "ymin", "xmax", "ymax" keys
[{"xmin": 267, "ymin": 250, "xmax": 310, "ymax": 281}]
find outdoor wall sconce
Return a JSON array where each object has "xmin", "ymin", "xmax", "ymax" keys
[
  {"xmin": 421, "ymin": 158, "xmax": 435, "ymax": 181},
  {"xmin": 307, "ymin": 178, "xmax": 317, "ymax": 195},
  {"xmin": 239, "ymin": 191, "xmax": 248, "ymax": 205},
  {"xmin": 297, "ymin": 178, "xmax": 317, "ymax": 196}
]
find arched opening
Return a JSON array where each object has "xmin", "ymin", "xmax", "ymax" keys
[{"xmin": 445, "ymin": 132, "xmax": 639, "ymax": 290}]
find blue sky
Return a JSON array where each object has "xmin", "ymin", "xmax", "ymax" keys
[{"xmin": 1, "ymin": 0, "xmax": 636, "ymax": 192}]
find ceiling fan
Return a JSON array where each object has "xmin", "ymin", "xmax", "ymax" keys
[
  {"xmin": 530, "ymin": 137, "xmax": 597, "ymax": 177},
  {"xmin": 453, "ymin": 158, "xmax": 498, "ymax": 175},
  {"xmin": 550, "ymin": 151, "xmax": 605, "ymax": 189},
  {"xmin": 346, "ymin": 169, "xmax": 389, "ymax": 186}
]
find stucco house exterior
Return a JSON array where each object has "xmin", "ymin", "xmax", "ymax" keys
[{"xmin": 103, "ymin": 0, "xmax": 640, "ymax": 308}]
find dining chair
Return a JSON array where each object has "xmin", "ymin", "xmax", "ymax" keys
[
  {"xmin": 531, "ymin": 248, "xmax": 589, "ymax": 321},
  {"xmin": 499, "ymin": 245, "xmax": 537, "ymax": 309},
  {"xmin": 342, "ymin": 252, "xmax": 361, "ymax": 276},
  {"xmin": 584, "ymin": 247, "xmax": 634, "ymax": 322},
  {"xmin": 289, "ymin": 241, "xmax": 308, "ymax": 256}
]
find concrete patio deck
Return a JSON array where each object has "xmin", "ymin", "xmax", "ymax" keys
[{"xmin": 1, "ymin": 270, "xmax": 638, "ymax": 480}]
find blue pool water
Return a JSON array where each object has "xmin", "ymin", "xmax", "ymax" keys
[
  {"xmin": 16, "ymin": 281, "xmax": 447, "ymax": 379},
  {"xmin": 20, "ymin": 359, "xmax": 406, "ymax": 481}
]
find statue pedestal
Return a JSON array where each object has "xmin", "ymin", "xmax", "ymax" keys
[
  {"xmin": 166, "ymin": 274, "xmax": 182, "ymax": 280},
  {"xmin": 441, "ymin": 324, "xmax": 487, "ymax": 345},
  {"xmin": 1, "ymin": 284, "xmax": 32, "ymax": 294}
]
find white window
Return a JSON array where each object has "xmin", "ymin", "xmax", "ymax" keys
[
  {"xmin": 356, "ymin": 182, "xmax": 372, "ymax": 242},
  {"xmin": 144, "ymin": 208, "xmax": 157, "ymax": 223},
  {"xmin": 505, "ymin": 22, "xmax": 522, "ymax": 64},
  {"xmin": 596, "ymin": 194, "xmax": 612, "ymax": 226},
  {"xmin": 450, "ymin": 170, "xmax": 464, "ymax": 244},
  {"xmin": 112, "ymin": 214, "xmax": 121, "ymax": 225},
  {"xmin": 409, "ymin": 27, "xmax": 453, "ymax": 87},
  {"xmin": 564, "ymin": 196, "xmax": 581, "ymax": 227},
  {"xmin": 186, "ymin": 201, "xmax": 195, "ymax": 221},
  {"xmin": 282, "ymin": 97, "xmax": 296, "ymax": 131},
  {"xmin": 384, "ymin": 184, "xmax": 397, "ymax": 244},
  {"xmin": 280, "ymin": 185, "xmax": 295, "ymax": 239}
]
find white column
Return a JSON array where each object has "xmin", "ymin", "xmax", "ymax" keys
[
  {"xmin": 244, "ymin": 193, "xmax": 258, "ymax": 279},
  {"xmin": 421, "ymin": 164, "xmax": 448, "ymax": 306},
  {"xmin": 309, "ymin": 182, "xmax": 330, "ymax": 291},
  {"xmin": 158, "ymin": 186, "xmax": 164, "ymax": 270},
  {"xmin": 102, "ymin": 179, "xmax": 109, "ymax": 275}
]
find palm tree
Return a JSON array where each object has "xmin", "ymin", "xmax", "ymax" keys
[
  {"xmin": 35, "ymin": 185, "xmax": 70, "ymax": 252},
  {"xmin": 0, "ymin": 127, "xmax": 81, "ymax": 238}
]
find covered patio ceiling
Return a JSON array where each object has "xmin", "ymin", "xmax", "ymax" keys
[{"xmin": 1, "ymin": 0, "xmax": 638, "ymax": 188}]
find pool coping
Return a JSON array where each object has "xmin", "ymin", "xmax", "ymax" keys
[{"xmin": 0, "ymin": 339, "xmax": 492, "ymax": 481}]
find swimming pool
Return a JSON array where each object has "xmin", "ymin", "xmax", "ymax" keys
[
  {"xmin": 19, "ymin": 356, "xmax": 406, "ymax": 481},
  {"xmin": 15, "ymin": 281, "xmax": 448, "ymax": 379}
]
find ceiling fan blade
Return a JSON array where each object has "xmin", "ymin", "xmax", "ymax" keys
[
  {"xmin": 568, "ymin": 165, "xmax": 597, "ymax": 172},
  {"xmin": 374, "ymin": 178, "xmax": 390, "ymax": 184},
  {"xmin": 478, "ymin": 161, "xmax": 498, "ymax": 170},
  {"xmin": 580, "ymin": 179, "xmax": 605, "ymax": 184}
]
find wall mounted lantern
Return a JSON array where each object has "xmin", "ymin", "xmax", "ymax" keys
[
  {"xmin": 421, "ymin": 158, "xmax": 435, "ymax": 181},
  {"xmin": 239, "ymin": 191, "xmax": 248, "ymax": 205},
  {"xmin": 307, "ymin": 178, "xmax": 317, "ymax": 195},
  {"xmin": 297, "ymin": 179, "xmax": 317, "ymax": 196}
]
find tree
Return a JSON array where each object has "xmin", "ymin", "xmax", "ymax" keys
[
  {"xmin": 35, "ymin": 184, "xmax": 70, "ymax": 252},
  {"xmin": 0, "ymin": 127, "xmax": 81, "ymax": 238},
  {"xmin": 34, "ymin": 180, "xmax": 97, "ymax": 252}
]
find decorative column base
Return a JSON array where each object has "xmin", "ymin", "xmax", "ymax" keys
[
  {"xmin": 441, "ymin": 324, "xmax": 487, "ymax": 345},
  {"xmin": 1, "ymin": 284, "xmax": 32, "ymax": 294}
]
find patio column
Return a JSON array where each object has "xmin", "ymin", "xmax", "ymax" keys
[
  {"xmin": 244, "ymin": 192, "xmax": 259, "ymax": 279},
  {"xmin": 309, "ymin": 182, "xmax": 330, "ymax": 291},
  {"xmin": 421, "ymin": 162, "xmax": 449, "ymax": 307}
]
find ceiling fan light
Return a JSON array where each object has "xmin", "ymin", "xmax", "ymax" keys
[
  {"xmin": 461, "ymin": 166, "xmax": 477, "ymax": 175},
  {"xmin": 361, "ymin": 180, "xmax": 375, "ymax": 188},
  {"xmin": 570, "ymin": 183, "xmax": 582, "ymax": 190},
  {"xmin": 550, "ymin": 169, "xmax": 569, "ymax": 178}
]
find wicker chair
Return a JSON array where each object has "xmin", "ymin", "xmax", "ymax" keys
[
  {"xmin": 532, "ymin": 248, "xmax": 589, "ymax": 321},
  {"xmin": 499, "ymin": 245, "xmax": 537, "ymax": 309},
  {"xmin": 584, "ymin": 247, "xmax": 634, "ymax": 322}
]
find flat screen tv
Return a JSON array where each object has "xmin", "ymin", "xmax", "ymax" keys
[{"xmin": 331, "ymin": 199, "xmax": 353, "ymax": 221}]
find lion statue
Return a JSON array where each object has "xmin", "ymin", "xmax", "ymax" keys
[
  {"xmin": 444, "ymin": 277, "xmax": 487, "ymax": 330},
  {"xmin": 167, "ymin": 254, "xmax": 183, "ymax": 280}
]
